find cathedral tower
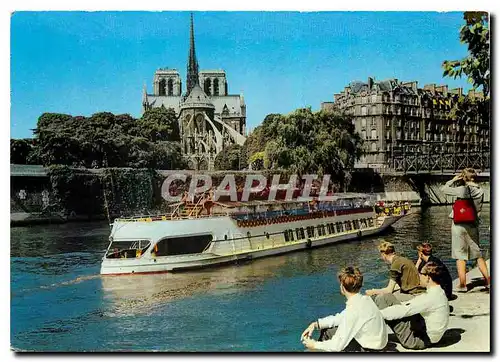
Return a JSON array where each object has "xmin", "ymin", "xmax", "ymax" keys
[{"xmin": 186, "ymin": 13, "xmax": 200, "ymax": 96}]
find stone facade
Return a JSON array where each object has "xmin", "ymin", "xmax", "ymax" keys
[
  {"xmin": 322, "ymin": 78, "xmax": 490, "ymax": 170},
  {"xmin": 142, "ymin": 14, "xmax": 246, "ymax": 170}
]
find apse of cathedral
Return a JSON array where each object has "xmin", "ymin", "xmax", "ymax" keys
[{"xmin": 142, "ymin": 14, "xmax": 247, "ymax": 170}]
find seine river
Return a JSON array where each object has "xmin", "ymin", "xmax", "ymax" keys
[{"xmin": 11, "ymin": 205, "xmax": 490, "ymax": 352}]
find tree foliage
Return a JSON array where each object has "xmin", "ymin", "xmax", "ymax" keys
[
  {"xmin": 10, "ymin": 138, "xmax": 37, "ymax": 164},
  {"xmin": 27, "ymin": 110, "xmax": 185, "ymax": 169},
  {"xmin": 443, "ymin": 12, "xmax": 490, "ymax": 97},
  {"xmin": 214, "ymin": 144, "xmax": 244, "ymax": 170},
  {"xmin": 137, "ymin": 107, "xmax": 180, "ymax": 142},
  {"xmin": 443, "ymin": 11, "xmax": 490, "ymax": 151},
  {"xmin": 240, "ymin": 108, "xmax": 363, "ymax": 184}
]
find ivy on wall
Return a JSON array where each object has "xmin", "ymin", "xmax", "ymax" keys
[{"xmin": 47, "ymin": 165, "xmax": 103, "ymax": 217}]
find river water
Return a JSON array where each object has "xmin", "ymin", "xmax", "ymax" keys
[{"xmin": 10, "ymin": 205, "xmax": 490, "ymax": 352}]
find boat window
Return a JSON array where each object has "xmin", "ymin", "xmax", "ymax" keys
[
  {"xmin": 284, "ymin": 229, "xmax": 295, "ymax": 242},
  {"xmin": 306, "ymin": 226, "xmax": 315, "ymax": 238},
  {"xmin": 106, "ymin": 240, "xmax": 151, "ymax": 259},
  {"xmin": 353, "ymin": 220, "xmax": 360, "ymax": 229},
  {"xmin": 155, "ymin": 234, "xmax": 213, "ymax": 256},
  {"xmin": 297, "ymin": 228, "xmax": 305, "ymax": 239},
  {"xmin": 344, "ymin": 221, "xmax": 351, "ymax": 231},
  {"xmin": 327, "ymin": 223, "xmax": 335, "ymax": 234},
  {"xmin": 317, "ymin": 225, "xmax": 326, "ymax": 236},
  {"xmin": 336, "ymin": 222, "xmax": 343, "ymax": 233}
]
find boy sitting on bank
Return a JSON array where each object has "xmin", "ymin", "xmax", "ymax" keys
[
  {"xmin": 415, "ymin": 243, "xmax": 453, "ymax": 300},
  {"xmin": 373, "ymin": 262, "xmax": 450, "ymax": 350},
  {"xmin": 366, "ymin": 241, "xmax": 425, "ymax": 301},
  {"xmin": 301, "ymin": 266, "xmax": 388, "ymax": 352}
]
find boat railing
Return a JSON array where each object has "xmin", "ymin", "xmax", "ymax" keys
[{"xmin": 114, "ymin": 209, "xmax": 233, "ymax": 223}]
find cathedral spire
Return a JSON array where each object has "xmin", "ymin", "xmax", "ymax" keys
[
  {"xmin": 142, "ymin": 83, "xmax": 150, "ymax": 111},
  {"xmin": 186, "ymin": 12, "xmax": 200, "ymax": 95}
]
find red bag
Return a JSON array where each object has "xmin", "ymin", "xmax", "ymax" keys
[{"xmin": 453, "ymin": 186, "xmax": 477, "ymax": 224}]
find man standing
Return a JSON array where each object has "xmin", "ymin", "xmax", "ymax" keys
[
  {"xmin": 415, "ymin": 243, "xmax": 453, "ymax": 300},
  {"xmin": 366, "ymin": 241, "xmax": 425, "ymax": 301},
  {"xmin": 374, "ymin": 262, "xmax": 450, "ymax": 350},
  {"xmin": 301, "ymin": 267, "xmax": 388, "ymax": 352}
]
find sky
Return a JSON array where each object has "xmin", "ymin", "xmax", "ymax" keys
[{"xmin": 10, "ymin": 11, "xmax": 473, "ymax": 139}]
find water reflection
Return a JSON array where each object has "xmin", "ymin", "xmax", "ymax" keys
[{"xmin": 101, "ymin": 256, "xmax": 288, "ymax": 316}]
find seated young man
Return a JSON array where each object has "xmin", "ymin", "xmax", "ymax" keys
[
  {"xmin": 366, "ymin": 241, "xmax": 425, "ymax": 301},
  {"xmin": 374, "ymin": 262, "xmax": 450, "ymax": 350},
  {"xmin": 301, "ymin": 266, "xmax": 388, "ymax": 352},
  {"xmin": 415, "ymin": 243, "xmax": 453, "ymax": 300}
]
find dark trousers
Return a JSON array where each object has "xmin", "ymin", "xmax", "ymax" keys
[
  {"xmin": 373, "ymin": 293, "xmax": 432, "ymax": 350},
  {"xmin": 318, "ymin": 327, "xmax": 376, "ymax": 352}
]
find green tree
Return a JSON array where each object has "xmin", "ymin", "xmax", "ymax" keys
[
  {"xmin": 443, "ymin": 12, "xmax": 489, "ymax": 97},
  {"xmin": 214, "ymin": 144, "xmax": 244, "ymax": 170},
  {"xmin": 442, "ymin": 11, "xmax": 490, "ymax": 166},
  {"xmin": 138, "ymin": 107, "xmax": 180, "ymax": 142},
  {"xmin": 31, "ymin": 111, "xmax": 184, "ymax": 170},
  {"xmin": 10, "ymin": 138, "xmax": 35, "ymax": 164},
  {"xmin": 242, "ymin": 108, "xmax": 363, "ymax": 186}
]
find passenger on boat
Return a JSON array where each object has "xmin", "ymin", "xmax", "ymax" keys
[
  {"xmin": 415, "ymin": 243, "xmax": 453, "ymax": 301},
  {"xmin": 301, "ymin": 267, "xmax": 388, "ymax": 352},
  {"xmin": 373, "ymin": 262, "xmax": 449, "ymax": 350},
  {"xmin": 365, "ymin": 242, "xmax": 425, "ymax": 301}
]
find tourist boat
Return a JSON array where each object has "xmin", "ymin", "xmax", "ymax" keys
[{"xmin": 100, "ymin": 194, "xmax": 411, "ymax": 275}]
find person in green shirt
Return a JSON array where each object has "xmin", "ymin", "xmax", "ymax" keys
[{"xmin": 366, "ymin": 241, "xmax": 425, "ymax": 301}]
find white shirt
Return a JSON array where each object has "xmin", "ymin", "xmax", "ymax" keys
[
  {"xmin": 314, "ymin": 293, "xmax": 388, "ymax": 351},
  {"xmin": 381, "ymin": 285, "xmax": 449, "ymax": 344}
]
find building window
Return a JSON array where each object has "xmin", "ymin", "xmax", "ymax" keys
[
  {"xmin": 371, "ymin": 105, "xmax": 377, "ymax": 115},
  {"xmin": 361, "ymin": 118, "xmax": 366, "ymax": 128},
  {"xmin": 361, "ymin": 106, "xmax": 367, "ymax": 116},
  {"xmin": 361, "ymin": 130, "xmax": 367, "ymax": 139},
  {"xmin": 204, "ymin": 78, "xmax": 212, "ymax": 96},
  {"xmin": 371, "ymin": 142, "xmax": 377, "ymax": 152},
  {"xmin": 386, "ymin": 131, "xmax": 391, "ymax": 139},
  {"xmin": 167, "ymin": 79, "xmax": 174, "ymax": 96},
  {"xmin": 213, "ymin": 78, "xmax": 220, "ymax": 96},
  {"xmin": 371, "ymin": 129, "xmax": 377, "ymax": 139},
  {"xmin": 371, "ymin": 94, "xmax": 377, "ymax": 103},
  {"xmin": 371, "ymin": 118, "xmax": 377, "ymax": 126},
  {"xmin": 159, "ymin": 79, "xmax": 166, "ymax": 96}
]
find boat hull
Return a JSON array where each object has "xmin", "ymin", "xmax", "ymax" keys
[{"xmin": 100, "ymin": 214, "xmax": 403, "ymax": 275}]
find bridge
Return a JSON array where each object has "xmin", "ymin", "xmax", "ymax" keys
[{"xmin": 368, "ymin": 146, "xmax": 490, "ymax": 177}]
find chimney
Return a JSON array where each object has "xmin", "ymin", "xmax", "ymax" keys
[{"xmin": 424, "ymin": 84, "xmax": 436, "ymax": 93}]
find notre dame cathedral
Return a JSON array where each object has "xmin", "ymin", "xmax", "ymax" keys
[{"xmin": 142, "ymin": 14, "xmax": 247, "ymax": 170}]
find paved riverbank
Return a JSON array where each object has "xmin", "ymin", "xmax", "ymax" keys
[{"xmin": 396, "ymin": 260, "xmax": 490, "ymax": 352}]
